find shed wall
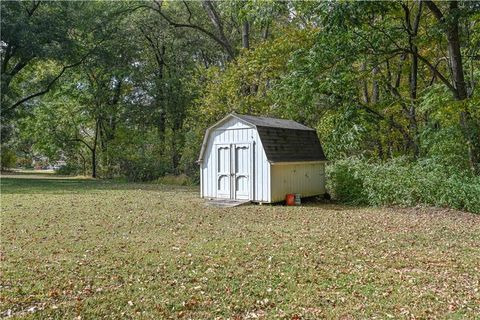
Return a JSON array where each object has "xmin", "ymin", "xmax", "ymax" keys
[
  {"xmin": 270, "ymin": 162, "xmax": 326, "ymax": 202},
  {"xmin": 201, "ymin": 118, "xmax": 271, "ymax": 202}
]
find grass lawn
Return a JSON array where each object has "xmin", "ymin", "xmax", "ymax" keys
[{"xmin": 1, "ymin": 173, "xmax": 479, "ymax": 319}]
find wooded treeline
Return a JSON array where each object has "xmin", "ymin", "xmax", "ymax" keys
[{"xmin": 1, "ymin": 1, "xmax": 479, "ymax": 189}]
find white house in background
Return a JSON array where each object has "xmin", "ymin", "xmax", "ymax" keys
[{"xmin": 197, "ymin": 113, "xmax": 327, "ymax": 203}]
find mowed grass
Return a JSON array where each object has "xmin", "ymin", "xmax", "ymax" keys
[{"xmin": 1, "ymin": 174, "xmax": 479, "ymax": 319}]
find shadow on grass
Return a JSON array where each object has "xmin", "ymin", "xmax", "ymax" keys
[
  {"xmin": 0, "ymin": 176, "xmax": 197, "ymax": 195},
  {"xmin": 1, "ymin": 169, "xmax": 58, "ymax": 177}
]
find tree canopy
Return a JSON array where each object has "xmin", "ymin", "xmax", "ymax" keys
[{"xmin": 1, "ymin": 0, "xmax": 479, "ymax": 181}]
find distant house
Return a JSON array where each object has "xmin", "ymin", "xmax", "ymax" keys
[
  {"xmin": 31, "ymin": 154, "xmax": 66, "ymax": 170},
  {"xmin": 198, "ymin": 113, "xmax": 327, "ymax": 203}
]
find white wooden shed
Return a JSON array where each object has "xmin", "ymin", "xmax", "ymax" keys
[{"xmin": 198, "ymin": 113, "xmax": 327, "ymax": 203}]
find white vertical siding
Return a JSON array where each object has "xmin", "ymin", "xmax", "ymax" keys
[
  {"xmin": 201, "ymin": 117, "xmax": 270, "ymax": 202},
  {"xmin": 270, "ymin": 162, "xmax": 326, "ymax": 202}
]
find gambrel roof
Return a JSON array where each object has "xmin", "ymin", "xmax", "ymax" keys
[
  {"xmin": 234, "ymin": 114, "xmax": 313, "ymax": 131},
  {"xmin": 198, "ymin": 113, "xmax": 327, "ymax": 163}
]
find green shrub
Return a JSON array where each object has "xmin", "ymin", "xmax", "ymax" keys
[
  {"xmin": 16, "ymin": 157, "xmax": 34, "ymax": 169},
  {"xmin": 179, "ymin": 129, "xmax": 202, "ymax": 184},
  {"xmin": 1, "ymin": 148, "xmax": 17, "ymax": 170},
  {"xmin": 327, "ymin": 158, "xmax": 480, "ymax": 214},
  {"xmin": 325, "ymin": 159, "xmax": 366, "ymax": 204},
  {"xmin": 120, "ymin": 158, "xmax": 170, "ymax": 182},
  {"xmin": 55, "ymin": 163, "xmax": 82, "ymax": 176}
]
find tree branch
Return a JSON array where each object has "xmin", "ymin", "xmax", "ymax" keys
[
  {"xmin": 142, "ymin": 1, "xmax": 235, "ymax": 59},
  {"xmin": 5, "ymin": 48, "xmax": 96, "ymax": 111},
  {"xmin": 411, "ymin": 49, "xmax": 457, "ymax": 94},
  {"xmin": 424, "ymin": 0, "xmax": 444, "ymax": 22},
  {"xmin": 139, "ymin": 26, "xmax": 169, "ymax": 72},
  {"xmin": 357, "ymin": 102, "xmax": 413, "ymax": 145},
  {"xmin": 23, "ymin": 0, "xmax": 41, "ymax": 17},
  {"xmin": 72, "ymin": 137, "xmax": 94, "ymax": 152}
]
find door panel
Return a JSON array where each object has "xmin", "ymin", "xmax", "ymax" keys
[
  {"xmin": 216, "ymin": 145, "xmax": 231, "ymax": 198},
  {"xmin": 234, "ymin": 144, "xmax": 250, "ymax": 200}
]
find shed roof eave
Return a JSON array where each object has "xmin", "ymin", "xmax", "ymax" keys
[{"xmin": 268, "ymin": 160, "xmax": 328, "ymax": 165}]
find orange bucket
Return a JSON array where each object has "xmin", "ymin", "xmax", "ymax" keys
[{"xmin": 285, "ymin": 194, "xmax": 295, "ymax": 206}]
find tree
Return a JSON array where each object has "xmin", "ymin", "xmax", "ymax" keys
[
  {"xmin": 0, "ymin": 1, "xmax": 102, "ymax": 114},
  {"xmin": 423, "ymin": 0, "xmax": 480, "ymax": 173},
  {"xmin": 5, "ymin": 0, "xmax": 480, "ymax": 181}
]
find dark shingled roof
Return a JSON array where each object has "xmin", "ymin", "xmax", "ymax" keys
[
  {"xmin": 234, "ymin": 114, "xmax": 314, "ymax": 131},
  {"xmin": 235, "ymin": 114, "xmax": 327, "ymax": 162},
  {"xmin": 256, "ymin": 126, "xmax": 327, "ymax": 162}
]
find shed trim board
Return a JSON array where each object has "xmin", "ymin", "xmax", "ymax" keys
[
  {"xmin": 269, "ymin": 160, "xmax": 328, "ymax": 165},
  {"xmin": 199, "ymin": 113, "xmax": 326, "ymax": 203}
]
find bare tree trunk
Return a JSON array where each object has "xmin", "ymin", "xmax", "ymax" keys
[
  {"xmin": 445, "ymin": 2, "xmax": 467, "ymax": 100},
  {"xmin": 78, "ymin": 152, "xmax": 87, "ymax": 176},
  {"xmin": 409, "ymin": 48, "xmax": 420, "ymax": 158},
  {"xmin": 262, "ymin": 23, "xmax": 269, "ymax": 40},
  {"xmin": 242, "ymin": 21, "xmax": 250, "ymax": 49},
  {"xmin": 376, "ymin": 122, "xmax": 384, "ymax": 160},
  {"xmin": 372, "ymin": 65, "xmax": 379, "ymax": 104},
  {"xmin": 361, "ymin": 61, "xmax": 370, "ymax": 104},
  {"xmin": 424, "ymin": 0, "xmax": 467, "ymax": 98},
  {"xmin": 172, "ymin": 134, "xmax": 180, "ymax": 173},
  {"xmin": 91, "ymin": 120, "xmax": 99, "ymax": 178},
  {"xmin": 405, "ymin": 2, "xmax": 422, "ymax": 158},
  {"xmin": 91, "ymin": 148, "xmax": 97, "ymax": 178},
  {"xmin": 368, "ymin": 60, "xmax": 384, "ymax": 158}
]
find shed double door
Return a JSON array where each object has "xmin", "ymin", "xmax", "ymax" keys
[{"xmin": 216, "ymin": 143, "xmax": 251, "ymax": 200}]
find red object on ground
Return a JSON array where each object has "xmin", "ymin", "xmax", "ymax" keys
[{"xmin": 285, "ymin": 194, "xmax": 295, "ymax": 206}]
